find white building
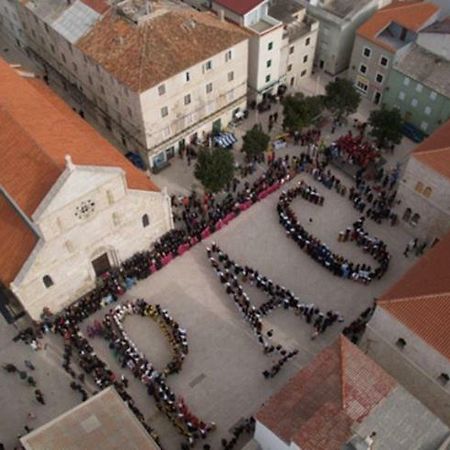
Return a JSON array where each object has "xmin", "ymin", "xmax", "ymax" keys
[
  {"xmin": 0, "ymin": 59, "xmax": 172, "ymax": 321},
  {"xmin": 15, "ymin": 0, "xmax": 250, "ymax": 170},
  {"xmin": 298, "ymin": 0, "xmax": 390, "ymax": 75},
  {"xmin": 362, "ymin": 231, "xmax": 450, "ymax": 424},
  {"xmin": 395, "ymin": 119, "xmax": 450, "ymax": 243},
  {"xmin": 211, "ymin": 0, "xmax": 318, "ymax": 100},
  {"xmin": 0, "ymin": 0, "xmax": 28, "ymax": 48}
]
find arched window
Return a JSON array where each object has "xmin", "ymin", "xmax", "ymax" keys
[
  {"xmin": 410, "ymin": 213, "xmax": 420, "ymax": 226},
  {"xmin": 423, "ymin": 186, "xmax": 432, "ymax": 198},
  {"xmin": 402, "ymin": 208, "xmax": 411, "ymax": 222},
  {"xmin": 142, "ymin": 214, "xmax": 150, "ymax": 228},
  {"xmin": 43, "ymin": 275, "xmax": 54, "ymax": 288},
  {"xmin": 415, "ymin": 181, "xmax": 424, "ymax": 193}
]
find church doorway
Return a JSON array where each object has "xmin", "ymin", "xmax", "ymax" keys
[{"xmin": 92, "ymin": 253, "xmax": 111, "ymax": 277}]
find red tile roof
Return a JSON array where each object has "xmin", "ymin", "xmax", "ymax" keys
[
  {"xmin": 0, "ymin": 59, "xmax": 159, "ymax": 284},
  {"xmin": 80, "ymin": 0, "xmax": 110, "ymax": 14},
  {"xmin": 412, "ymin": 118, "xmax": 450, "ymax": 180},
  {"xmin": 357, "ymin": 1, "xmax": 439, "ymax": 52},
  {"xmin": 378, "ymin": 231, "xmax": 450, "ymax": 360},
  {"xmin": 256, "ymin": 337, "xmax": 396, "ymax": 449},
  {"xmin": 379, "ymin": 294, "xmax": 450, "ymax": 360},
  {"xmin": 213, "ymin": 0, "xmax": 263, "ymax": 15}
]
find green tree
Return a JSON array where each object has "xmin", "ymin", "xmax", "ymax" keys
[
  {"xmin": 194, "ymin": 147, "xmax": 235, "ymax": 193},
  {"xmin": 324, "ymin": 78, "xmax": 361, "ymax": 120},
  {"xmin": 282, "ymin": 93, "xmax": 323, "ymax": 131},
  {"xmin": 242, "ymin": 125, "xmax": 270, "ymax": 162},
  {"xmin": 369, "ymin": 106, "xmax": 403, "ymax": 149}
]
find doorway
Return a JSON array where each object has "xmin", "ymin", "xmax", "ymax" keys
[
  {"xmin": 319, "ymin": 60, "xmax": 325, "ymax": 69},
  {"xmin": 373, "ymin": 91, "xmax": 382, "ymax": 105},
  {"xmin": 92, "ymin": 253, "xmax": 111, "ymax": 276}
]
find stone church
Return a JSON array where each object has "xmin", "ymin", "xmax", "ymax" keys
[{"xmin": 0, "ymin": 59, "xmax": 173, "ymax": 321}]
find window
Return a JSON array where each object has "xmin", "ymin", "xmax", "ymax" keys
[
  {"xmin": 416, "ymin": 83, "xmax": 423, "ymax": 93},
  {"xmin": 204, "ymin": 60, "xmax": 212, "ymax": 71},
  {"xmin": 61, "ymin": 53, "xmax": 66, "ymax": 63},
  {"xmin": 403, "ymin": 77, "xmax": 410, "ymax": 86},
  {"xmin": 113, "ymin": 212, "xmax": 120, "ymax": 226},
  {"xmin": 289, "ymin": 45, "xmax": 294, "ymax": 54},
  {"xmin": 268, "ymin": 41, "xmax": 273, "ymax": 50},
  {"xmin": 265, "ymin": 74, "xmax": 271, "ymax": 83},
  {"xmin": 107, "ymin": 190, "xmax": 114, "ymax": 204},
  {"xmin": 266, "ymin": 59, "xmax": 272, "ymax": 68},
  {"xmin": 411, "ymin": 98, "xmax": 418, "ymax": 107},
  {"xmin": 356, "ymin": 80, "xmax": 368, "ymax": 93},
  {"xmin": 424, "ymin": 106, "xmax": 431, "ymax": 115},
  {"xmin": 88, "ymin": 75, "xmax": 93, "ymax": 85},
  {"xmin": 301, "ymin": 69, "xmax": 307, "ymax": 77},
  {"xmin": 363, "ymin": 47, "xmax": 372, "ymax": 58},
  {"xmin": 158, "ymin": 84, "xmax": 166, "ymax": 96},
  {"xmin": 303, "ymin": 55, "xmax": 308, "ymax": 63},
  {"xmin": 430, "ymin": 91, "xmax": 437, "ymax": 101},
  {"xmin": 206, "ymin": 82, "xmax": 213, "ymax": 93},
  {"xmin": 184, "ymin": 94, "xmax": 191, "ymax": 105},
  {"xmin": 161, "ymin": 106, "xmax": 168, "ymax": 117},
  {"xmin": 225, "ymin": 50, "xmax": 232, "ymax": 62},
  {"xmin": 410, "ymin": 213, "xmax": 420, "ymax": 226},
  {"xmin": 83, "ymin": 54, "xmax": 88, "ymax": 64},
  {"xmin": 380, "ymin": 55, "xmax": 389, "ymax": 67},
  {"xmin": 67, "ymin": 41, "xmax": 73, "ymax": 54},
  {"xmin": 43, "ymin": 275, "xmax": 53, "ymax": 288},
  {"xmin": 438, "ymin": 373, "xmax": 449, "ymax": 386},
  {"xmin": 72, "ymin": 62, "xmax": 78, "ymax": 73},
  {"xmin": 185, "ymin": 71, "xmax": 190, "ymax": 82},
  {"xmin": 287, "ymin": 64, "xmax": 293, "ymax": 72},
  {"xmin": 420, "ymin": 121, "xmax": 428, "ymax": 131},
  {"xmin": 396, "ymin": 338, "xmax": 406, "ymax": 349},
  {"xmin": 44, "ymin": 23, "xmax": 49, "ymax": 33},
  {"xmin": 375, "ymin": 73, "xmax": 384, "ymax": 84},
  {"xmin": 114, "ymin": 96, "xmax": 119, "ymax": 106},
  {"xmin": 50, "ymin": 44, "xmax": 55, "ymax": 54},
  {"xmin": 398, "ymin": 91, "xmax": 405, "ymax": 101},
  {"xmin": 415, "ymin": 181, "xmax": 424, "ymax": 193},
  {"xmin": 305, "ymin": 37, "xmax": 310, "ymax": 46},
  {"xmin": 359, "ymin": 64, "xmax": 367, "ymax": 74},
  {"xmin": 142, "ymin": 214, "xmax": 150, "ymax": 228},
  {"xmin": 127, "ymin": 106, "xmax": 132, "ymax": 118},
  {"xmin": 100, "ymin": 85, "xmax": 105, "ymax": 95},
  {"xmin": 123, "ymin": 86, "xmax": 129, "ymax": 97},
  {"xmin": 423, "ymin": 186, "xmax": 432, "ymax": 198},
  {"xmin": 227, "ymin": 71, "xmax": 234, "ymax": 82}
]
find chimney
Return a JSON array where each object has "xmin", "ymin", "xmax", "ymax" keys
[
  {"xmin": 65, "ymin": 154, "xmax": 75, "ymax": 172},
  {"xmin": 218, "ymin": 8, "xmax": 225, "ymax": 21}
]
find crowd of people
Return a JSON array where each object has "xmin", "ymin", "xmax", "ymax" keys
[
  {"xmin": 206, "ymin": 243, "xmax": 344, "ymax": 364},
  {"xmin": 277, "ymin": 181, "xmax": 390, "ymax": 284}
]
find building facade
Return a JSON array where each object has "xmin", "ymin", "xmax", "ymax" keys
[
  {"xmin": 0, "ymin": 60, "xmax": 172, "ymax": 321},
  {"xmin": 348, "ymin": 1, "xmax": 439, "ymax": 104},
  {"xmin": 211, "ymin": 0, "xmax": 318, "ymax": 100},
  {"xmin": 0, "ymin": 0, "xmax": 27, "ymax": 48},
  {"xmin": 382, "ymin": 17, "xmax": 450, "ymax": 135},
  {"xmin": 15, "ymin": 0, "xmax": 250, "ymax": 170},
  {"xmin": 298, "ymin": 0, "xmax": 388, "ymax": 75},
  {"xmin": 395, "ymin": 119, "xmax": 450, "ymax": 242}
]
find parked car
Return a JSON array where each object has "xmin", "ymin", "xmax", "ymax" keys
[
  {"xmin": 401, "ymin": 122, "xmax": 427, "ymax": 143},
  {"xmin": 125, "ymin": 151, "xmax": 146, "ymax": 170}
]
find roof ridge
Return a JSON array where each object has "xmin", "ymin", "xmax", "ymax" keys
[
  {"xmin": 379, "ymin": 292, "xmax": 450, "ymax": 305},
  {"xmin": 415, "ymin": 146, "xmax": 450, "ymax": 155}
]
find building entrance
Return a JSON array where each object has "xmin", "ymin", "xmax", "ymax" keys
[{"xmin": 92, "ymin": 253, "xmax": 111, "ymax": 276}]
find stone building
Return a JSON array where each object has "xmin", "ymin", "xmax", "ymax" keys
[
  {"xmin": 14, "ymin": 0, "xmax": 250, "ymax": 170},
  {"xmin": 297, "ymin": 0, "xmax": 390, "ymax": 75},
  {"xmin": 362, "ymin": 231, "xmax": 450, "ymax": 424},
  {"xmin": 395, "ymin": 119, "xmax": 450, "ymax": 242},
  {"xmin": 348, "ymin": 1, "xmax": 439, "ymax": 104},
  {"xmin": 382, "ymin": 15, "xmax": 450, "ymax": 135},
  {"xmin": 0, "ymin": 59, "xmax": 172, "ymax": 321},
  {"xmin": 211, "ymin": 0, "xmax": 319, "ymax": 100},
  {"xmin": 0, "ymin": 0, "xmax": 28, "ymax": 48},
  {"xmin": 254, "ymin": 336, "xmax": 449, "ymax": 450}
]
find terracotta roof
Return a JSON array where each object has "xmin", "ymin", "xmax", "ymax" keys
[
  {"xmin": 77, "ymin": 9, "xmax": 250, "ymax": 92},
  {"xmin": 357, "ymin": 1, "xmax": 440, "ymax": 52},
  {"xmin": 412, "ymin": 118, "xmax": 450, "ymax": 179},
  {"xmin": 380, "ymin": 230, "xmax": 450, "ymax": 301},
  {"xmin": 379, "ymin": 294, "xmax": 450, "ymax": 360},
  {"xmin": 0, "ymin": 59, "xmax": 159, "ymax": 284},
  {"xmin": 0, "ymin": 195, "xmax": 38, "ymax": 285},
  {"xmin": 256, "ymin": 336, "xmax": 396, "ymax": 449},
  {"xmin": 80, "ymin": 0, "xmax": 110, "ymax": 14},
  {"xmin": 213, "ymin": 0, "xmax": 263, "ymax": 15}
]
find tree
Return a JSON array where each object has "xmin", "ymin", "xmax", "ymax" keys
[
  {"xmin": 194, "ymin": 147, "xmax": 235, "ymax": 193},
  {"xmin": 282, "ymin": 93, "xmax": 324, "ymax": 131},
  {"xmin": 324, "ymin": 78, "xmax": 361, "ymax": 120},
  {"xmin": 369, "ymin": 106, "xmax": 403, "ymax": 149},
  {"xmin": 242, "ymin": 125, "xmax": 270, "ymax": 162}
]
